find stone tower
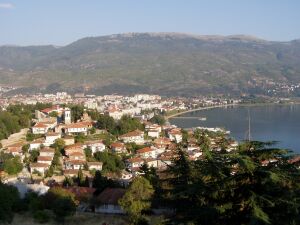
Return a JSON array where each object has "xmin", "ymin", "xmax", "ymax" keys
[{"xmin": 64, "ymin": 108, "xmax": 71, "ymax": 124}]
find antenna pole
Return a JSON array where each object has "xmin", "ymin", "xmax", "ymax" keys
[{"xmin": 248, "ymin": 109, "xmax": 251, "ymax": 142}]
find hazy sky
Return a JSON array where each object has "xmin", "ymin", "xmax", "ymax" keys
[{"xmin": 1, "ymin": 0, "xmax": 300, "ymax": 46}]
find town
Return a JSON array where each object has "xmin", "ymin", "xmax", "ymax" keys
[
  {"xmin": 1, "ymin": 91, "xmax": 300, "ymax": 224},
  {"xmin": 0, "ymin": 92, "xmax": 242, "ymax": 220}
]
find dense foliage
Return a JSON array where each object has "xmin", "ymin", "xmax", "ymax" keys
[
  {"xmin": 0, "ymin": 103, "xmax": 51, "ymax": 141},
  {"xmin": 96, "ymin": 114, "xmax": 144, "ymax": 135},
  {"xmin": 94, "ymin": 151, "xmax": 125, "ymax": 173},
  {"xmin": 0, "ymin": 152, "xmax": 23, "ymax": 175},
  {"xmin": 149, "ymin": 114, "xmax": 166, "ymax": 125},
  {"xmin": 162, "ymin": 141, "xmax": 300, "ymax": 225},
  {"xmin": 0, "ymin": 182, "xmax": 20, "ymax": 223},
  {"xmin": 119, "ymin": 177, "xmax": 154, "ymax": 224}
]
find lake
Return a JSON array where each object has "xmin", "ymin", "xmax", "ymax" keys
[{"xmin": 169, "ymin": 104, "xmax": 300, "ymax": 153}]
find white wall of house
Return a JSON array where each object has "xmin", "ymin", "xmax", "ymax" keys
[{"xmin": 95, "ymin": 204, "xmax": 124, "ymax": 214}]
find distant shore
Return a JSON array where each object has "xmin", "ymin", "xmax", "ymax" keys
[
  {"xmin": 166, "ymin": 104, "xmax": 237, "ymax": 119},
  {"xmin": 166, "ymin": 101, "xmax": 300, "ymax": 120}
]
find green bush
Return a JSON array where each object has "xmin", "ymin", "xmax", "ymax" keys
[{"xmin": 33, "ymin": 210, "xmax": 50, "ymax": 224}]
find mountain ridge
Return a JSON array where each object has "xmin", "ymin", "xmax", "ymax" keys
[{"xmin": 0, "ymin": 32, "xmax": 300, "ymax": 96}]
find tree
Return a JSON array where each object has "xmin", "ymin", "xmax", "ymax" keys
[
  {"xmin": 96, "ymin": 114, "xmax": 116, "ymax": 132},
  {"xmin": 0, "ymin": 182, "xmax": 20, "ymax": 223},
  {"xmin": 48, "ymin": 111, "xmax": 58, "ymax": 118},
  {"xmin": 29, "ymin": 149, "xmax": 40, "ymax": 163},
  {"xmin": 119, "ymin": 177, "xmax": 154, "ymax": 223},
  {"xmin": 77, "ymin": 168, "xmax": 85, "ymax": 186},
  {"xmin": 117, "ymin": 115, "xmax": 144, "ymax": 135},
  {"xmin": 150, "ymin": 115, "xmax": 166, "ymax": 125},
  {"xmin": 92, "ymin": 170, "xmax": 118, "ymax": 192},
  {"xmin": 3, "ymin": 156, "xmax": 23, "ymax": 175},
  {"xmin": 94, "ymin": 151, "xmax": 125, "ymax": 173},
  {"xmin": 163, "ymin": 141, "xmax": 300, "ymax": 225},
  {"xmin": 53, "ymin": 197, "xmax": 76, "ymax": 223},
  {"xmin": 53, "ymin": 138, "xmax": 65, "ymax": 152},
  {"xmin": 43, "ymin": 187, "xmax": 77, "ymax": 223},
  {"xmin": 84, "ymin": 147, "xmax": 93, "ymax": 161},
  {"xmin": 22, "ymin": 144, "xmax": 30, "ymax": 154},
  {"xmin": 70, "ymin": 105, "xmax": 84, "ymax": 122}
]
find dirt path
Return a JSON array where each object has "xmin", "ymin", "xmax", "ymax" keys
[{"xmin": 0, "ymin": 128, "xmax": 28, "ymax": 148}]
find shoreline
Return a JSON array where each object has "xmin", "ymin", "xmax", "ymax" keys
[{"xmin": 166, "ymin": 102, "xmax": 300, "ymax": 120}]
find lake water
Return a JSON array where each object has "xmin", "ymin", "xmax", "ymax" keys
[{"xmin": 169, "ymin": 104, "xmax": 300, "ymax": 153}]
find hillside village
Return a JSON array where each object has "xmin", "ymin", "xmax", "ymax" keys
[{"xmin": 0, "ymin": 94, "xmax": 240, "ymax": 216}]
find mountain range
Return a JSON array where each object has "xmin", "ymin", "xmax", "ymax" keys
[{"xmin": 1, "ymin": 32, "xmax": 300, "ymax": 96}]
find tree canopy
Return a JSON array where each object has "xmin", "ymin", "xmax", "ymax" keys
[
  {"xmin": 163, "ymin": 141, "xmax": 300, "ymax": 225},
  {"xmin": 119, "ymin": 177, "xmax": 154, "ymax": 223}
]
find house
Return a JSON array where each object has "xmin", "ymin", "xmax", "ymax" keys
[
  {"xmin": 126, "ymin": 157, "xmax": 144, "ymax": 170},
  {"xmin": 148, "ymin": 128, "xmax": 160, "ymax": 138},
  {"xmin": 68, "ymin": 151, "xmax": 86, "ymax": 161},
  {"xmin": 153, "ymin": 137, "xmax": 171, "ymax": 150},
  {"xmin": 64, "ymin": 122, "xmax": 93, "ymax": 135},
  {"xmin": 64, "ymin": 143, "xmax": 84, "ymax": 156},
  {"xmin": 136, "ymin": 146, "xmax": 157, "ymax": 159},
  {"xmin": 63, "ymin": 169, "xmax": 79, "ymax": 177},
  {"xmin": 30, "ymin": 163, "xmax": 49, "ymax": 175},
  {"xmin": 29, "ymin": 139, "xmax": 45, "ymax": 151},
  {"xmin": 45, "ymin": 132, "xmax": 61, "ymax": 146},
  {"xmin": 110, "ymin": 142, "xmax": 127, "ymax": 154},
  {"xmin": 39, "ymin": 147, "xmax": 55, "ymax": 157},
  {"xmin": 37, "ymin": 156, "xmax": 53, "ymax": 165},
  {"xmin": 87, "ymin": 162, "xmax": 103, "ymax": 171},
  {"xmin": 6, "ymin": 143, "xmax": 23, "ymax": 157},
  {"xmin": 157, "ymin": 151, "xmax": 174, "ymax": 169},
  {"xmin": 108, "ymin": 109, "xmax": 123, "ymax": 120},
  {"xmin": 41, "ymin": 105, "xmax": 64, "ymax": 116},
  {"xmin": 118, "ymin": 170, "xmax": 133, "ymax": 186},
  {"xmin": 145, "ymin": 124, "xmax": 162, "ymax": 138},
  {"xmin": 64, "ymin": 186, "xmax": 96, "ymax": 210},
  {"xmin": 83, "ymin": 140, "xmax": 105, "ymax": 153},
  {"xmin": 119, "ymin": 130, "xmax": 144, "ymax": 144},
  {"xmin": 65, "ymin": 160, "xmax": 86, "ymax": 170},
  {"xmin": 32, "ymin": 118, "xmax": 57, "ymax": 134},
  {"xmin": 168, "ymin": 129, "xmax": 183, "ymax": 143},
  {"xmin": 145, "ymin": 123, "xmax": 162, "ymax": 133},
  {"xmin": 145, "ymin": 158, "xmax": 159, "ymax": 168},
  {"xmin": 94, "ymin": 188, "xmax": 126, "ymax": 214},
  {"xmin": 32, "ymin": 123, "xmax": 49, "ymax": 134}
]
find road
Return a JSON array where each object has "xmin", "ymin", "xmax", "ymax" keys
[
  {"xmin": 165, "ymin": 104, "xmax": 237, "ymax": 119},
  {"xmin": 0, "ymin": 128, "xmax": 28, "ymax": 148}
]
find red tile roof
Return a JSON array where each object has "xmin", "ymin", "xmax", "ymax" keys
[
  {"xmin": 136, "ymin": 147, "xmax": 153, "ymax": 154},
  {"xmin": 96, "ymin": 188, "xmax": 126, "ymax": 205},
  {"xmin": 37, "ymin": 156, "xmax": 53, "ymax": 162}
]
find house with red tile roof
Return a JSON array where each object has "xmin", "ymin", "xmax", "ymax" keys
[
  {"xmin": 30, "ymin": 163, "xmax": 49, "ymax": 175},
  {"xmin": 136, "ymin": 146, "xmax": 157, "ymax": 159},
  {"xmin": 87, "ymin": 162, "xmax": 103, "ymax": 171},
  {"xmin": 6, "ymin": 143, "xmax": 24, "ymax": 158},
  {"xmin": 83, "ymin": 140, "xmax": 105, "ymax": 153},
  {"xmin": 37, "ymin": 156, "xmax": 53, "ymax": 165},
  {"xmin": 63, "ymin": 169, "xmax": 79, "ymax": 177},
  {"xmin": 119, "ymin": 129, "xmax": 144, "ymax": 144},
  {"xmin": 126, "ymin": 157, "xmax": 144, "ymax": 170},
  {"xmin": 94, "ymin": 188, "xmax": 126, "ymax": 214},
  {"xmin": 65, "ymin": 160, "xmax": 86, "ymax": 170},
  {"xmin": 64, "ymin": 122, "xmax": 93, "ymax": 135},
  {"xmin": 168, "ymin": 128, "xmax": 183, "ymax": 143},
  {"xmin": 110, "ymin": 142, "xmax": 127, "ymax": 154}
]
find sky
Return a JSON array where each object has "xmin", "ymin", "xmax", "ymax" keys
[{"xmin": 0, "ymin": 0, "xmax": 300, "ymax": 46}]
